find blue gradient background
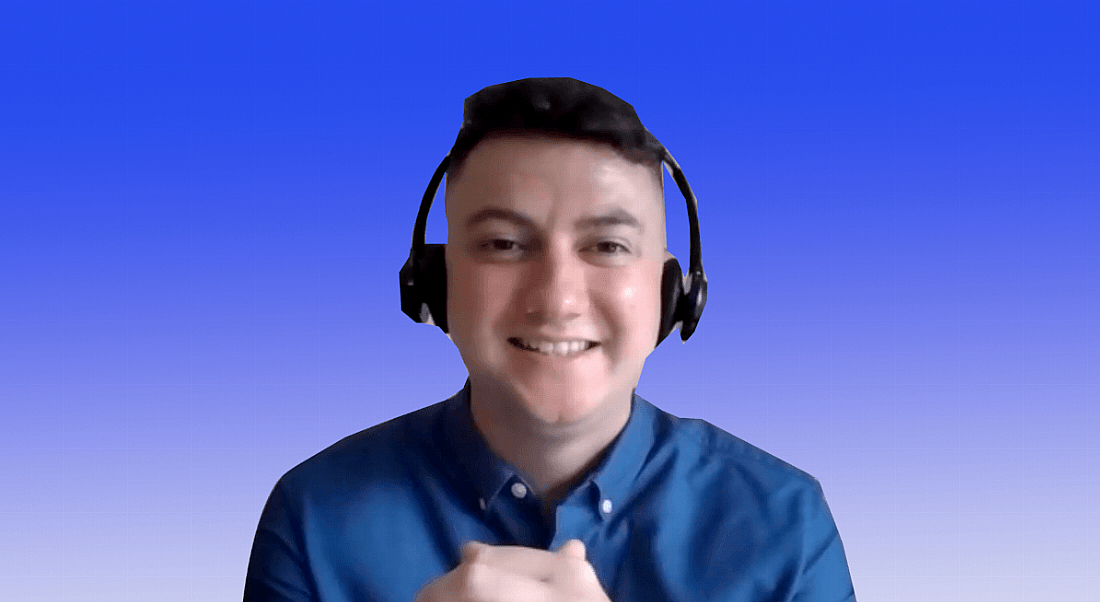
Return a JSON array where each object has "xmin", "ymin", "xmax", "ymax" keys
[{"xmin": 1, "ymin": 1, "xmax": 1095, "ymax": 600}]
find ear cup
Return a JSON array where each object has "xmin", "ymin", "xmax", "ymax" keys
[
  {"xmin": 678, "ymin": 266, "xmax": 707, "ymax": 341},
  {"xmin": 658, "ymin": 257, "xmax": 684, "ymax": 347},
  {"xmin": 398, "ymin": 253, "xmax": 421, "ymax": 323},
  {"xmin": 419, "ymin": 244, "xmax": 449, "ymax": 332},
  {"xmin": 399, "ymin": 244, "xmax": 450, "ymax": 332}
]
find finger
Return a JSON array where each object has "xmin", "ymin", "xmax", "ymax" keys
[
  {"xmin": 556, "ymin": 539, "xmax": 586, "ymax": 559},
  {"xmin": 556, "ymin": 540, "xmax": 601, "ymax": 586},
  {"xmin": 457, "ymin": 559, "xmax": 554, "ymax": 602},
  {"xmin": 461, "ymin": 540, "xmax": 600, "ymax": 588},
  {"xmin": 462, "ymin": 543, "xmax": 565, "ymax": 583},
  {"xmin": 461, "ymin": 540, "xmax": 485, "ymax": 563}
]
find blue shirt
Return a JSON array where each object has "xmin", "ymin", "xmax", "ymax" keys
[{"xmin": 245, "ymin": 380, "xmax": 856, "ymax": 601}]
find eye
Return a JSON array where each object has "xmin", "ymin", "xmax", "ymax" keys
[
  {"xmin": 592, "ymin": 241, "xmax": 629, "ymax": 254},
  {"xmin": 479, "ymin": 239, "xmax": 521, "ymax": 253}
]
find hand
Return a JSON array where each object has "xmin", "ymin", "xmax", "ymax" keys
[{"xmin": 414, "ymin": 538, "xmax": 610, "ymax": 602}]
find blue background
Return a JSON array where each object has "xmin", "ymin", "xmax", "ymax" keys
[{"xmin": 1, "ymin": 1, "xmax": 1095, "ymax": 600}]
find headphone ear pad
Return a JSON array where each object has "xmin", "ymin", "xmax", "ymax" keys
[
  {"xmin": 399, "ymin": 252, "xmax": 421, "ymax": 324},
  {"xmin": 678, "ymin": 266, "xmax": 707, "ymax": 341},
  {"xmin": 658, "ymin": 257, "xmax": 684, "ymax": 347},
  {"xmin": 420, "ymin": 244, "xmax": 449, "ymax": 333}
]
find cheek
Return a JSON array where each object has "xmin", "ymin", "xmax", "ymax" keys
[
  {"xmin": 608, "ymin": 272, "xmax": 663, "ymax": 338},
  {"xmin": 448, "ymin": 264, "xmax": 511, "ymax": 328}
]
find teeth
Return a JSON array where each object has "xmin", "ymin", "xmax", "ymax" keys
[{"xmin": 518, "ymin": 339, "xmax": 592, "ymax": 356}]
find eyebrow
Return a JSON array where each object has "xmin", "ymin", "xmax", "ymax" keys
[{"xmin": 464, "ymin": 206, "xmax": 644, "ymax": 234}]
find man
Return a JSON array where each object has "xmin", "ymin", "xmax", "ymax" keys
[{"xmin": 244, "ymin": 77, "xmax": 857, "ymax": 601}]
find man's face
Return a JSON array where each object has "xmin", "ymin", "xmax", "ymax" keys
[{"xmin": 444, "ymin": 133, "xmax": 667, "ymax": 428}]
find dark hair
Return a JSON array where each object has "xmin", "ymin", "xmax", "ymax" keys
[{"xmin": 445, "ymin": 77, "xmax": 666, "ymax": 196}]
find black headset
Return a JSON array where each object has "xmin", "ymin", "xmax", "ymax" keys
[{"xmin": 399, "ymin": 144, "xmax": 707, "ymax": 348}]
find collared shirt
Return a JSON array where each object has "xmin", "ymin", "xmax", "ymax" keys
[{"xmin": 244, "ymin": 379, "xmax": 857, "ymax": 601}]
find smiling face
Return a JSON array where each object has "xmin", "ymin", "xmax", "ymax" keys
[{"xmin": 444, "ymin": 132, "xmax": 668, "ymax": 431}]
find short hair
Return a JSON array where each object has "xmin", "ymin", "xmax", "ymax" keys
[{"xmin": 444, "ymin": 78, "xmax": 666, "ymax": 198}]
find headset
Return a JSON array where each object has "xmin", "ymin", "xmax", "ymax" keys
[{"xmin": 399, "ymin": 142, "xmax": 707, "ymax": 349}]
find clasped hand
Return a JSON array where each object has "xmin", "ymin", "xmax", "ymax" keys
[{"xmin": 414, "ymin": 539, "xmax": 611, "ymax": 602}]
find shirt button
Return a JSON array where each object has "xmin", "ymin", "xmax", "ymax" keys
[
  {"xmin": 479, "ymin": 498, "xmax": 486, "ymax": 510},
  {"xmin": 511, "ymin": 482, "xmax": 528, "ymax": 499},
  {"xmin": 601, "ymin": 499, "xmax": 613, "ymax": 514}
]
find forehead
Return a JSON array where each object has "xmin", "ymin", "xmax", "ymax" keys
[{"xmin": 445, "ymin": 134, "xmax": 663, "ymax": 228}]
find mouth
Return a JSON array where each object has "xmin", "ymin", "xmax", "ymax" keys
[{"xmin": 508, "ymin": 337, "xmax": 600, "ymax": 357}]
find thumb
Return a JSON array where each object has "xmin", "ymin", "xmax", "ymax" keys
[
  {"xmin": 557, "ymin": 538, "xmax": 586, "ymax": 559},
  {"xmin": 461, "ymin": 540, "xmax": 485, "ymax": 562}
]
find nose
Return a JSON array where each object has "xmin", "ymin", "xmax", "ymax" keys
[{"xmin": 522, "ymin": 243, "xmax": 589, "ymax": 325}]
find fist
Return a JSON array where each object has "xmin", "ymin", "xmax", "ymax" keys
[{"xmin": 414, "ymin": 539, "xmax": 610, "ymax": 602}]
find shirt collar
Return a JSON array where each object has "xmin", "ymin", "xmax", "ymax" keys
[
  {"xmin": 441, "ymin": 378, "xmax": 657, "ymax": 516},
  {"xmin": 441, "ymin": 379, "xmax": 515, "ymax": 510}
]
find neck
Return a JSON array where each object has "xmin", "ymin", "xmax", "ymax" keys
[{"xmin": 468, "ymin": 384, "xmax": 632, "ymax": 507}]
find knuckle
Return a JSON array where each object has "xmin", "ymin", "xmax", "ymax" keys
[
  {"xmin": 552, "ymin": 555, "xmax": 590, "ymax": 584},
  {"xmin": 568, "ymin": 557, "xmax": 598, "ymax": 583},
  {"xmin": 465, "ymin": 544, "xmax": 489, "ymax": 564},
  {"xmin": 456, "ymin": 560, "xmax": 491, "ymax": 598},
  {"xmin": 566, "ymin": 555, "xmax": 589, "ymax": 573}
]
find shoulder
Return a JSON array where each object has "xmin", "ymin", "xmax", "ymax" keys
[
  {"xmin": 274, "ymin": 400, "xmax": 448, "ymax": 505},
  {"xmin": 635, "ymin": 401, "xmax": 855, "ymax": 600},
  {"xmin": 647, "ymin": 401, "xmax": 826, "ymax": 510}
]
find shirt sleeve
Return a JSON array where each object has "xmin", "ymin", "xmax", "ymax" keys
[
  {"xmin": 243, "ymin": 478, "xmax": 317, "ymax": 602},
  {"xmin": 792, "ymin": 479, "xmax": 857, "ymax": 602}
]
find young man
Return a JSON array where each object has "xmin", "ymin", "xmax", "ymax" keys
[{"xmin": 244, "ymin": 78, "xmax": 857, "ymax": 602}]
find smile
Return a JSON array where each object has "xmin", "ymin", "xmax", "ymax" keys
[{"xmin": 508, "ymin": 338, "xmax": 599, "ymax": 356}]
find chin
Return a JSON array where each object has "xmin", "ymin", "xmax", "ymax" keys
[{"xmin": 514, "ymin": 379, "xmax": 611, "ymax": 422}]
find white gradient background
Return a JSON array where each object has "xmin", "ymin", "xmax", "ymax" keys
[{"xmin": 1, "ymin": 1, "xmax": 1095, "ymax": 601}]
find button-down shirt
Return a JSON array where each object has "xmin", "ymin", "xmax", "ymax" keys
[{"xmin": 244, "ymin": 379, "xmax": 857, "ymax": 601}]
